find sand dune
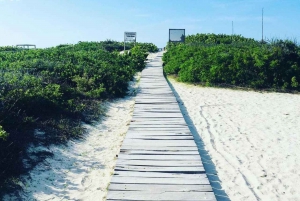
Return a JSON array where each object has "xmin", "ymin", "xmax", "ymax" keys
[
  {"xmin": 168, "ymin": 77, "xmax": 300, "ymax": 201},
  {"xmin": 3, "ymin": 72, "xmax": 141, "ymax": 201}
]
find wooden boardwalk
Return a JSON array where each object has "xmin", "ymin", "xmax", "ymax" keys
[{"xmin": 107, "ymin": 52, "xmax": 217, "ymax": 201}]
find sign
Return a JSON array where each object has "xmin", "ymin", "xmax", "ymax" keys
[
  {"xmin": 169, "ymin": 29, "xmax": 185, "ymax": 43},
  {"xmin": 124, "ymin": 32, "xmax": 137, "ymax": 42}
]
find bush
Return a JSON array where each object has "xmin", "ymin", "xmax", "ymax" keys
[
  {"xmin": 163, "ymin": 34, "xmax": 300, "ymax": 91},
  {"xmin": 0, "ymin": 126, "xmax": 8, "ymax": 140},
  {"xmin": 0, "ymin": 40, "xmax": 157, "ymax": 195}
]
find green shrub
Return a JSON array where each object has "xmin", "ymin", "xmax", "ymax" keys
[
  {"xmin": 0, "ymin": 40, "xmax": 156, "ymax": 195},
  {"xmin": 163, "ymin": 34, "xmax": 300, "ymax": 90},
  {"xmin": 0, "ymin": 126, "xmax": 8, "ymax": 140}
]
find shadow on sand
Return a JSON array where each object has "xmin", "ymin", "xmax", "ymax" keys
[{"xmin": 167, "ymin": 78, "xmax": 231, "ymax": 201}]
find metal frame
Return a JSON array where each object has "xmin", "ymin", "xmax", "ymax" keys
[{"xmin": 169, "ymin": 29, "xmax": 185, "ymax": 43}]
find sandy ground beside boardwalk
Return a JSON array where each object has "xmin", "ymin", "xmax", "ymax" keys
[
  {"xmin": 3, "ymin": 74, "xmax": 140, "ymax": 201},
  {"xmin": 168, "ymin": 77, "xmax": 300, "ymax": 201}
]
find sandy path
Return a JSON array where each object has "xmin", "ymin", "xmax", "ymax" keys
[{"xmin": 168, "ymin": 77, "xmax": 300, "ymax": 201}]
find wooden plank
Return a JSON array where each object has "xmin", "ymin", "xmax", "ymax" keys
[
  {"xmin": 133, "ymin": 104, "xmax": 180, "ymax": 107},
  {"xmin": 129, "ymin": 121, "xmax": 188, "ymax": 124},
  {"xmin": 127, "ymin": 130, "xmax": 192, "ymax": 133},
  {"xmin": 108, "ymin": 183, "xmax": 213, "ymax": 192},
  {"xmin": 125, "ymin": 135, "xmax": 194, "ymax": 139},
  {"xmin": 113, "ymin": 171, "xmax": 208, "ymax": 178},
  {"xmin": 138, "ymin": 88, "xmax": 172, "ymax": 91},
  {"xmin": 129, "ymin": 125, "xmax": 187, "ymax": 129},
  {"xmin": 107, "ymin": 191, "xmax": 216, "ymax": 201},
  {"xmin": 130, "ymin": 118, "xmax": 184, "ymax": 121},
  {"xmin": 131, "ymin": 117, "xmax": 184, "ymax": 120},
  {"xmin": 125, "ymin": 136, "xmax": 194, "ymax": 140},
  {"xmin": 128, "ymin": 128, "xmax": 190, "ymax": 131},
  {"xmin": 129, "ymin": 123, "xmax": 188, "ymax": 127},
  {"xmin": 122, "ymin": 139, "xmax": 196, "ymax": 144},
  {"xmin": 127, "ymin": 130, "xmax": 191, "ymax": 133},
  {"xmin": 133, "ymin": 108, "xmax": 180, "ymax": 111},
  {"xmin": 110, "ymin": 176, "xmax": 208, "ymax": 185},
  {"xmin": 130, "ymin": 121, "xmax": 188, "ymax": 126},
  {"xmin": 133, "ymin": 104, "xmax": 179, "ymax": 107},
  {"xmin": 121, "ymin": 142, "xmax": 196, "ymax": 148},
  {"xmin": 135, "ymin": 96, "xmax": 176, "ymax": 98},
  {"xmin": 120, "ymin": 146, "xmax": 199, "ymax": 151},
  {"xmin": 119, "ymin": 150, "xmax": 199, "ymax": 155},
  {"xmin": 126, "ymin": 131, "xmax": 193, "ymax": 135},
  {"xmin": 132, "ymin": 112, "xmax": 182, "ymax": 115},
  {"xmin": 129, "ymin": 122, "xmax": 187, "ymax": 125},
  {"xmin": 135, "ymin": 99, "xmax": 177, "ymax": 102},
  {"xmin": 114, "ymin": 166, "xmax": 205, "ymax": 173},
  {"xmin": 117, "ymin": 154, "xmax": 201, "ymax": 161},
  {"xmin": 130, "ymin": 121, "xmax": 188, "ymax": 128},
  {"xmin": 122, "ymin": 139, "xmax": 195, "ymax": 143},
  {"xmin": 133, "ymin": 112, "xmax": 182, "ymax": 116},
  {"xmin": 132, "ymin": 111, "xmax": 182, "ymax": 114},
  {"xmin": 126, "ymin": 132, "xmax": 192, "ymax": 135},
  {"xmin": 135, "ymin": 95, "xmax": 176, "ymax": 98},
  {"xmin": 132, "ymin": 110, "xmax": 182, "ymax": 114},
  {"xmin": 115, "ymin": 160, "xmax": 203, "ymax": 167}
]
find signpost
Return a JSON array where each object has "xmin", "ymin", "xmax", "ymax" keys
[
  {"xmin": 169, "ymin": 29, "xmax": 185, "ymax": 43},
  {"xmin": 124, "ymin": 32, "xmax": 136, "ymax": 51}
]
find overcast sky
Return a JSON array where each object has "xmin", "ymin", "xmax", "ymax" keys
[{"xmin": 1, "ymin": 0, "xmax": 299, "ymax": 48}]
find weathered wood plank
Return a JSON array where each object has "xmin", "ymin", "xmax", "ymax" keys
[
  {"xmin": 117, "ymin": 154, "xmax": 200, "ymax": 160},
  {"xmin": 132, "ymin": 110, "xmax": 183, "ymax": 114},
  {"xmin": 122, "ymin": 139, "xmax": 196, "ymax": 146},
  {"xmin": 123, "ymin": 138, "xmax": 195, "ymax": 146},
  {"xmin": 129, "ymin": 122, "xmax": 187, "ymax": 126},
  {"xmin": 113, "ymin": 171, "xmax": 208, "ymax": 178},
  {"xmin": 114, "ymin": 166, "xmax": 205, "ymax": 173},
  {"xmin": 115, "ymin": 160, "xmax": 203, "ymax": 167},
  {"xmin": 130, "ymin": 117, "xmax": 184, "ymax": 121},
  {"xmin": 133, "ymin": 112, "xmax": 182, "ymax": 118},
  {"xmin": 125, "ymin": 136, "xmax": 194, "ymax": 140},
  {"xmin": 129, "ymin": 125, "xmax": 186, "ymax": 128},
  {"xmin": 128, "ymin": 127, "xmax": 191, "ymax": 131},
  {"xmin": 119, "ymin": 150, "xmax": 200, "ymax": 155},
  {"xmin": 126, "ymin": 131, "xmax": 193, "ymax": 135},
  {"xmin": 108, "ymin": 183, "xmax": 213, "ymax": 192},
  {"xmin": 134, "ymin": 106, "xmax": 179, "ymax": 109},
  {"xmin": 107, "ymin": 191, "xmax": 216, "ymax": 201},
  {"xmin": 110, "ymin": 176, "xmax": 209, "ymax": 185},
  {"xmin": 120, "ymin": 145, "xmax": 199, "ymax": 151}
]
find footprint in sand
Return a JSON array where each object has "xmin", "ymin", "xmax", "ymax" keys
[{"xmin": 81, "ymin": 176, "xmax": 92, "ymax": 189}]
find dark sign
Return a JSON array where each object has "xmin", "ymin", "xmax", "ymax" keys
[{"xmin": 169, "ymin": 29, "xmax": 185, "ymax": 43}]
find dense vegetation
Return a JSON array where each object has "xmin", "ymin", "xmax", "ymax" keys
[
  {"xmin": 0, "ymin": 46, "xmax": 20, "ymax": 52},
  {"xmin": 0, "ymin": 40, "xmax": 157, "ymax": 195},
  {"xmin": 163, "ymin": 34, "xmax": 300, "ymax": 91}
]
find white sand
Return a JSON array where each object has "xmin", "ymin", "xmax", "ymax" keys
[
  {"xmin": 4, "ymin": 72, "xmax": 141, "ymax": 201},
  {"xmin": 168, "ymin": 77, "xmax": 300, "ymax": 201}
]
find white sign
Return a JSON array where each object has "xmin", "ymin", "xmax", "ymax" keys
[{"xmin": 124, "ymin": 32, "xmax": 136, "ymax": 42}]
